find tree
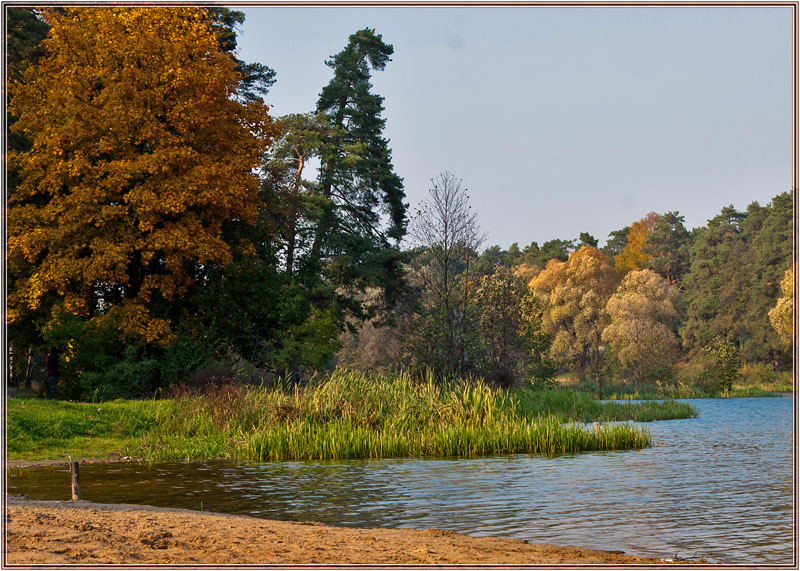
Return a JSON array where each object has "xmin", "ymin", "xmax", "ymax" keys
[
  {"xmin": 681, "ymin": 205, "xmax": 748, "ymax": 354},
  {"xmin": 406, "ymin": 172, "xmax": 485, "ymax": 376},
  {"xmin": 644, "ymin": 211, "xmax": 691, "ymax": 286},
  {"xmin": 578, "ymin": 232, "xmax": 599, "ymax": 248},
  {"xmin": 603, "ymin": 226, "xmax": 630, "ymax": 258},
  {"xmin": 602, "ymin": 269, "xmax": 680, "ymax": 384},
  {"xmin": 474, "ymin": 245, "xmax": 507, "ymax": 276},
  {"xmin": 472, "ymin": 265, "xmax": 552, "ymax": 386},
  {"xmin": 309, "ymin": 28, "xmax": 407, "ymax": 315},
  {"xmin": 614, "ymin": 212, "xmax": 660, "ymax": 275},
  {"xmin": 261, "ymin": 113, "xmax": 331, "ymax": 276},
  {"xmin": 206, "ymin": 7, "xmax": 276, "ymax": 102},
  {"xmin": 522, "ymin": 239, "xmax": 574, "ymax": 268},
  {"xmin": 6, "ymin": 8, "xmax": 52, "ymax": 386},
  {"xmin": 530, "ymin": 246, "xmax": 617, "ymax": 379},
  {"xmin": 682, "ymin": 193, "xmax": 792, "ymax": 362},
  {"xmin": 8, "ymin": 8, "xmax": 276, "ymax": 348},
  {"xmin": 768, "ymin": 267, "xmax": 794, "ymax": 349},
  {"xmin": 6, "ymin": 8, "xmax": 49, "ymax": 156},
  {"xmin": 506, "ymin": 242, "xmax": 523, "ymax": 266}
]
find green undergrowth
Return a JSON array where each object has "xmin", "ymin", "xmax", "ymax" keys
[{"xmin": 7, "ymin": 370, "xmax": 699, "ymax": 462}]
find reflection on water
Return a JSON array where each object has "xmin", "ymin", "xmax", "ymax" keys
[{"xmin": 7, "ymin": 397, "xmax": 794, "ymax": 564}]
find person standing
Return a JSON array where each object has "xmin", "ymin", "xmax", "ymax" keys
[{"xmin": 45, "ymin": 347, "xmax": 60, "ymax": 399}]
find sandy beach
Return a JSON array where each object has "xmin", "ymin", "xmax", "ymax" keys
[{"xmin": 3, "ymin": 495, "xmax": 684, "ymax": 565}]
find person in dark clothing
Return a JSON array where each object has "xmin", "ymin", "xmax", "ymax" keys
[{"xmin": 45, "ymin": 347, "xmax": 60, "ymax": 399}]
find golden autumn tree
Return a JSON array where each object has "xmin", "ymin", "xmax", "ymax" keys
[
  {"xmin": 8, "ymin": 8, "xmax": 275, "ymax": 346},
  {"xmin": 768, "ymin": 267, "xmax": 794, "ymax": 348},
  {"xmin": 602, "ymin": 269, "xmax": 680, "ymax": 384},
  {"xmin": 529, "ymin": 246, "xmax": 618, "ymax": 379},
  {"xmin": 614, "ymin": 212, "xmax": 660, "ymax": 276}
]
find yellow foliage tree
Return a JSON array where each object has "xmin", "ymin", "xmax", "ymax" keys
[
  {"xmin": 768, "ymin": 267, "xmax": 794, "ymax": 348},
  {"xmin": 602, "ymin": 269, "xmax": 680, "ymax": 384},
  {"xmin": 514, "ymin": 262, "xmax": 540, "ymax": 286},
  {"xmin": 8, "ymin": 7, "xmax": 276, "ymax": 345},
  {"xmin": 614, "ymin": 212, "xmax": 660, "ymax": 275},
  {"xmin": 529, "ymin": 246, "xmax": 617, "ymax": 377}
]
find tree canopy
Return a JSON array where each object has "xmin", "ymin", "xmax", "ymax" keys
[{"xmin": 8, "ymin": 7, "xmax": 276, "ymax": 346}]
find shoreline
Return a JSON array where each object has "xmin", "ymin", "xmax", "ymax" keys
[{"xmin": 4, "ymin": 495, "xmax": 690, "ymax": 565}]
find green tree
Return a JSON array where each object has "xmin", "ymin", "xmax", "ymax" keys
[
  {"xmin": 699, "ymin": 336, "xmax": 741, "ymax": 393},
  {"xmin": 644, "ymin": 211, "xmax": 691, "ymax": 286},
  {"xmin": 578, "ymin": 232, "xmax": 599, "ymax": 248},
  {"xmin": 474, "ymin": 245, "xmax": 508, "ymax": 276},
  {"xmin": 603, "ymin": 226, "xmax": 630, "ymax": 259},
  {"xmin": 522, "ymin": 239, "xmax": 574, "ymax": 267},
  {"xmin": 309, "ymin": 28, "xmax": 407, "ymax": 317},
  {"xmin": 681, "ymin": 205, "xmax": 748, "ymax": 354},
  {"xmin": 506, "ymin": 242, "xmax": 523, "ymax": 266},
  {"xmin": 206, "ymin": 8, "xmax": 276, "ymax": 102},
  {"xmin": 261, "ymin": 113, "xmax": 331, "ymax": 277},
  {"xmin": 682, "ymin": 193, "xmax": 793, "ymax": 363},
  {"xmin": 473, "ymin": 265, "xmax": 552, "ymax": 386}
]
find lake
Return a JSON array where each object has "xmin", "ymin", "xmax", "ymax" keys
[{"xmin": 7, "ymin": 396, "xmax": 794, "ymax": 564}]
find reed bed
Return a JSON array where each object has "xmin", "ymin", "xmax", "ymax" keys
[
  {"xmin": 513, "ymin": 389, "xmax": 698, "ymax": 422},
  {"xmin": 135, "ymin": 370, "xmax": 660, "ymax": 461},
  {"xmin": 10, "ymin": 370, "xmax": 700, "ymax": 462}
]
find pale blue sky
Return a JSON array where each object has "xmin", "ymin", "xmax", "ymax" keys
[{"xmin": 236, "ymin": 6, "xmax": 794, "ymax": 249}]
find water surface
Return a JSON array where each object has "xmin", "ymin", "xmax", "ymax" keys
[{"xmin": 8, "ymin": 397, "xmax": 794, "ymax": 564}]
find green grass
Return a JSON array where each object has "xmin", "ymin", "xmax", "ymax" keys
[
  {"xmin": 7, "ymin": 370, "xmax": 698, "ymax": 462},
  {"xmin": 6, "ymin": 398, "xmax": 170, "ymax": 460}
]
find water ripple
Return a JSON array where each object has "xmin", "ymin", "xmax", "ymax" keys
[{"xmin": 7, "ymin": 396, "xmax": 794, "ymax": 564}]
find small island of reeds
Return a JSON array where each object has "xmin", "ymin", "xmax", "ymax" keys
[{"xmin": 8, "ymin": 370, "xmax": 697, "ymax": 463}]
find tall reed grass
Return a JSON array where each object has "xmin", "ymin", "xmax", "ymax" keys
[
  {"xmin": 136, "ymin": 370, "xmax": 661, "ymax": 461},
  {"xmin": 10, "ymin": 370, "xmax": 700, "ymax": 462}
]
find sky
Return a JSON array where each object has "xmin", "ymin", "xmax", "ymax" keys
[{"xmin": 235, "ymin": 6, "xmax": 794, "ymax": 250}]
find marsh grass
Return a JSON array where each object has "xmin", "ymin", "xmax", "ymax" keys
[
  {"xmin": 9, "ymin": 370, "xmax": 700, "ymax": 462},
  {"xmin": 513, "ymin": 389, "xmax": 697, "ymax": 422},
  {"xmin": 136, "ymin": 370, "xmax": 678, "ymax": 461}
]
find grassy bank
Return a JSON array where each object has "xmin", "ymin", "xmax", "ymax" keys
[{"xmin": 7, "ymin": 370, "xmax": 698, "ymax": 462}]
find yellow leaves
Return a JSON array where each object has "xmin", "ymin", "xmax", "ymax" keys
[
  {"xmin": 9, "ymin": 6, "xmax": 274, "ymax": 347},
  {"xmin": 530, "ymin": 246, "xmax": 618, "ymax": 368},
  {"xmin": 769, "ymin": 267, "xmax": 794, "ymax": 347}
]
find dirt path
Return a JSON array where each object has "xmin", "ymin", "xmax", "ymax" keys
[{"xmin": 4, "ymin": 496, "xmax": 682, "ymax": 565}]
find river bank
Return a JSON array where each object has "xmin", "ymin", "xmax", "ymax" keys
[{"xmin": 5, "ymin": 495, "xmax": 686, "ymax": 565}]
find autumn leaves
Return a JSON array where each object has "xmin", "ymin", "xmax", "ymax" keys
[{"xmin": 8, "ymin": 8, "xmax": 277, "ymax": 346}]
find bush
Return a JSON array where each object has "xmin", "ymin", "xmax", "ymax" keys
[
  {"xmin": 700, "ymin": 336, "xmax": 740, "ymax": 393},
  {"xmin": 75, "ymin": 348, "xmax": 162, "ymax": 402}
]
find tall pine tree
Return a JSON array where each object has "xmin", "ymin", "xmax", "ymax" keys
[{"xmin": 309, "ymin": 29, "xmax": 407, "ymax": 317}]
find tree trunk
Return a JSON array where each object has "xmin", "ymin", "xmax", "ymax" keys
[
  {"xmin": 8, "ymin": 344, "xmax": 16, "ymax": 388},
  {"xmin": 24, "ymin": 346, "xmax": 34, "ymax": 390}
]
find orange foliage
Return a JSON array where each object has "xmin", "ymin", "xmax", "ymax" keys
[
  {"xmin": 614, "ymin": 212, "xmax": 660, "ymax": 276},
  {"xmin": 8, "ymin": 7, "xmax": 277, "ymax": 345}
]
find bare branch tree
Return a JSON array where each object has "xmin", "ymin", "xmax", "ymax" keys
[{"xmin": 407, "ymin": 172, "xmax": 486, "ymax": 375}]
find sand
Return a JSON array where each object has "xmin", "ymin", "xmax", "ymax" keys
[{"xmin": 3, "ymin": 495, "xmax": 688, "ymax": 566}]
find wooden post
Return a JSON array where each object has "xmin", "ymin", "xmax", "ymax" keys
[{"xmin": 70, "ymin": 461, "xmax": 81, "ymax": 501}]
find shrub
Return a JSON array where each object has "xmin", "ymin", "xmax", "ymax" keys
[{"xmin": 700, "ymin": 336, "xmax": 740, "ymax": 393}]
